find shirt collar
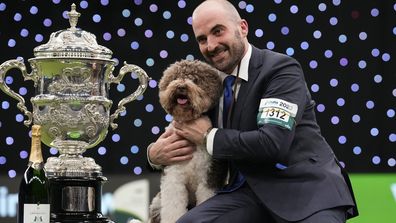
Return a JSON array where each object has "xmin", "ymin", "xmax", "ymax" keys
[{"xmin": 228, "ymin": 44, "xmax": 252, "ymax": 82}]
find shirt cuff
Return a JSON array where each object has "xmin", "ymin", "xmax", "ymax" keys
[
  {"xmin": 206, "ymin": 128, "xmax": 217, "ymax": 155},
  {"xmin": 146, "ymin": 143, "xmax": 164, "ymax": 170}
]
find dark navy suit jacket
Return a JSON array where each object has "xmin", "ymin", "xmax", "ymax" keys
[{"xmin": 210, "ymin": 46, "xmax": 358, "ymax": 221}]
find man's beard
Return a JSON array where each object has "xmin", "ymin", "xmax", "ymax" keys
[{"xmin": 205, "ymin": 32, "xmax": 245, "ymax": 73}]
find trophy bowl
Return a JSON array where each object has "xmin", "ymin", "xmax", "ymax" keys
[{"xmin": 0, "ymin": 4, "xmax": 150, "ymax": 177}]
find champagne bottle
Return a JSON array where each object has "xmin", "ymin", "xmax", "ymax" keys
[{"xmin": 18, "ymin": 125, "xmax": 50, "ymax": 223}]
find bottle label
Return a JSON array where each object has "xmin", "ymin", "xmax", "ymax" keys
[{"xmin": 23, "ymin": 203, "xmax": 50, "ymax": 223}]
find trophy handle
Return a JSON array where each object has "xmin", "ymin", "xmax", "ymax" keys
[
  {"xmin": 0, "ymin": 59, "xmax": 36, "ymax": 126},
  {"xmin": 108, "ymin": 61, "xmax": 150, "ymax": 129}
]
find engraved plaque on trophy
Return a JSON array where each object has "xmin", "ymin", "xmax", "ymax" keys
[{"xmin": 0, "ymin": 4, "xmax": 150, "ymax": 222}]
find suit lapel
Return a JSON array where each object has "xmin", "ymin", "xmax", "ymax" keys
[{"xmin": 231, "ymin": 47, "xmax": 263, "ymax": 129}]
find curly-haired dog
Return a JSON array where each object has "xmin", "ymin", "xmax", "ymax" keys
[{"xmin": 148, "ymin": 60, "xmax": 226, "ymax": 223}]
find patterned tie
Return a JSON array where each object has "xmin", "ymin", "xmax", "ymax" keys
[{"xmin": 223, "ymin": 75, "xmax": 236, "ymax": 128}]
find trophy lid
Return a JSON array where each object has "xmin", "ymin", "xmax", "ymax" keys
[{"xmin": 33, "ymin": 4, "xmax": 113, "ymax": 60}]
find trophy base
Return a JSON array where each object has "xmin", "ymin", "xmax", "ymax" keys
[{"xmin": 49, "ymin": 176, "xmax": 114, "ymax": 223}]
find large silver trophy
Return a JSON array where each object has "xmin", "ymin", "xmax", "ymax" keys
[{"xmin": 0, "ymin": 4, "xmax": 149, "ymax": 222}]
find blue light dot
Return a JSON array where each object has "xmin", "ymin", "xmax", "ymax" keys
[
  {"xmin": 103, "ymin": 32, "xmax": 112, "ymax": 41},
  {"xmin": 79, "ymin": 1, "xmax": 88, "ymax": 8},
  {"xmin": 313, "ymin": 30, "xmax": 322, "ymax": 39},
  {"xmin": 337, "ymin": 98, "xmax": 345, "ymax": 106},
  {"xmin": 30, "ymin": 6, "xmax": 38, "ymax": 14},
  {"xmin": 281, "ymin": 26, "xmax": 289, "ymax": 35},
  {"xmin": 160, "ymin": 50, "xmax": 168, "ymax": 58},
  {"xmin": 101, "ymin": 0, "xmax": 109, "ymax": 6},
  {"xmin": 318, "ymin": 3, "xmax": 327, "ymax": 11},
  {"xmin": 309, "ymin": 60, "xmax": 318, "ymax": 69},
  {"xmin": 238, "ymin": 1, "xmax": 247, "ymax": 9},
  {"xmin": 166, "ymin": 30, "xmax": 175, "ymax": 39},
  {"xmin": 382, "ymin": 53, "xmax": 391, "ymax": 62},
  {"xmin": 372, "ymin": 156, "xmax": 381, "ymax": 165},
  {"xmin": 387, "ymin": 109, "xmax": 395, "ymax": 118},
  {"xmin": 268, "ymin": 13, "xmax": 277, "ymax": 22},
  {"xmin": 165, "ymin": 114, "xmax": 173, "ymax": 122},
  {"xmin": 117, "ymin": 83, "xmax": 125, "ymax": 92},
  {"xmin": 14, "ymin": 13, "xmax": 22, "ymax": 21},
  {"xmin": 290, "ymin": 5, "xmax": 298, "ymax": 14},
  {"xmin": 149, "ymin": 4, "xmax": 158, "ymax": 12},
  {"xmin": 371, "ymin": 48, "xmax": 380, "ymax": 57},
  {"xmin": 352, "ymin": 114, "xmax": 360, "ymax": 123},
  {"xmin": 8, "ymin": 170, "xmax": 16, "ymax": 178},
  {"xmin": 137, "ymin": 95, "xmax": 144, "ymax": 101},
  {"xmin": 20, "ymin": 28, "xmax": 29, "ymax": 37},
  {"xmin": 112, "ymin": 134, "xmax": 120, "ymax": 142},
  {"xmin": 351, "ymin": 83, "xmax": 359, "ymax": 92},
  {"xmin": 389, "ymin": 134, "xmax": 396, "ymax": 142},
  {"xmin": 146, "ymin": 58, "xmax": 155, "ymax": 67},
  {"xmin": 306, "ymin": 15, "xmax": 314, "ymax": 24},
  {"xmin": 353, "ymin": 146, "xmax": 361, "ymax": 155},
  {"xmin": 6, "ymin": 137, "xmax": 14, "ymax": 145},
  {"xmin": 43, "ymin": 18, "xmax": 52, "ymax": 27},
  {"xmin": 286, "ymin": 47, "xmax": 294, "ymax": 56},
  {"xmin": 120, "ymin": 156, "xmax": 129, "ymax": 165},
  {"xmin": 371, "ymin": 8, "xmax": 379, "ymax": 17},
  {"xmin": 120, "ymin": 110, "xmax": 127, "ymax": 117},
  {"xmin": 374, "ymin": 74, "xmax": 382, "ymax": 83},
  {"xmin": 134, "ymin": 119, "xmax": 142, "ymax": 127},
  {"xmin": 331, "ymin": 116, "xmax": 339, "ymax": 125},
  {"xmin": 366, "ymin": 100, "xmax": 374, "ymax": 109},
  {"xmin": 134, "ymin": 0, "xmax": 143, "ymax": 5},
  {"xmin": 370, "ymin": 128, "xmax": 379, "ymax": 136},
  {"xmin": 186, "ymin": 54, "xmax": 195, "ymax": 60},
  {"xmin": 300, "ymin": 41, "xmax": 309, "ymax": 50},
  {"xmin": 333, "ymin": 0, "xmax": 341, "ymax": 6},
  {"xmin": 163, "ymin": 11, "xmax": 172, "ymax": 19},
  {"xmin": 8, "ymin": 39, "xmax": 16, "ymax": 47},
  {"xmin": 50, "ymin": 147, "xmax": 58, "ymax": 155},
  {"xmin": 0, "ymin": 156, "xmax": 6, "ymax": 165},
  {"xmin": 98, "ymin": 146, "xmax": 107, "ymax": 155},
  {"xmin": 20, "ymin": 150, "xmax": 28, "ymax": 159},
  {"xmin": 2, "ymin": 101, "xmax": 10, "ymax": 109},
  {"xmin": 329, "ymin": 17, "xmax": 338, "ymax": 25},
  {"xmin": 359, "ymin": 32, "xmax": 367, "ymax": 40},
  {"xmin": 0, "ymin": 3, "xmax": 6, "ymax": 11},
  {"xmin": 330, "ymin": 78, "xmax": 338, "ymax": 87},
  {"xmin": 317, "ymin": 104, "xmax": 325, "ymax": 112},
  {"xmin": 358, "ymin": 60, "xmax": 367, "ymax": 69},
  {"xmin": 266, "ymin": 41, "xmax": 275, "ymax": 50},
  {"xmin": 310, "ymin": 84, "xmax": 319, "ymax": 92},
  {"xmin": 255, "ymin": 29, "xmax": 264, "ymax": 37},
  {"xmin": 151, "ymin": 126, "xmax": 160, "ymax": 135},
  {"xmin": 131, "ymin": 145, "xmax": 139, "ymax": 154},
  {"xmin": 338, "ymin": 34, "xmax": 347, "ymax": 43},
  {"xmin": 93, "ymin": 14, "xmax": 101, "ymax": 23},
  {"xmin": 145, "ymin": 30, "xmax": 153, "ymax": 38},
  {"xmin": 274, "ymin": 0, "xmax": 282, "ymax": 4},
  {"xmin": 324, "ymin": 50, "xmax": 333, "ymax": 58},
  {"xmin": 35, "ymin": 34, "xmax": 44, "ymax": 42},
  {"xmin": 388, "ymin": 158, "xmax": 396, "ymax": 167},
  {"xmin": 393, "ymin": 89, "xmax": 396, "ymax": 97},
  {"xmin": 149, "ymin": 79, "xmax": 157, "ymax": 88},
  {"xmin": 122, "ymin": 9, "xmax": 131, "ymax": 17},
  {"xmin": 134, "ymin": 166, "xmax": 142, "ymax": 175},
  {"xmin": 145, "ymin": 104, "xmax": 154, "ymax": 112},
  {"xmin": 135, "ymin": 18, "xmax": 143, "ymax": 26},
  {"xmin": 131, "ymin": 41, "xmax": 139, "ymax": 50},
  {"xmin": 16, "ymin": 114, "xmax": 24, "ymax": 122},
  {"xmin": 5, "ymin": 76, "xmax": 13, "ymax": 84},
  {"xmin": 180, "ymin": 34, "xmax": 189, "ymax": 42},
  {"xmin": 338, "ymin": 135, "xmax": 347, "ymax": 144},
  {"xmin": 117, "ymin": 28, "xmax": 126, "ymax": 37},
  {"xmin": 246, "ymin": 4, "xmax": 254, "ymax": 13}
]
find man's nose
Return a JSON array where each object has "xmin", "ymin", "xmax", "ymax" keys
[{"xmin": 206, "ymin": 36, "xmax": 217, "ymax": 52}]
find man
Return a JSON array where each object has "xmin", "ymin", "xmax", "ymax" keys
[{"xmin": 148, "ymin": 0, "xmax": 358, "ymax": 222}]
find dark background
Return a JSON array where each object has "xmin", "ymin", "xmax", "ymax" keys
[{"xmin": 0, "ymin": 0, "xmax": 395, "ymax": 218}]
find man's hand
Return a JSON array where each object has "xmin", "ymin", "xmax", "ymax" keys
[
  {"xmin": 173, "ymin": 116, "xmax": 212, "ymax": 146},
  {"xmin": 148, "ymin": 127, "xmax": 196, "ymax": 166}
]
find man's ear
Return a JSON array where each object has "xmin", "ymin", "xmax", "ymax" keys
[{"xmin": 240, "ymin": 19, "xmax": 249, "ymax": 37}]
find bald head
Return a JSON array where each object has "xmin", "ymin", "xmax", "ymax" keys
[{"xmin": 193, "ymin": 0, "xmax": 241, "ymax": 24}]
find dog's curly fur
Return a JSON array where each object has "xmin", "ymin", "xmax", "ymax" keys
[{"xmin": 148, "ymin": 60, "xmax": 227, "ymax": 223}]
